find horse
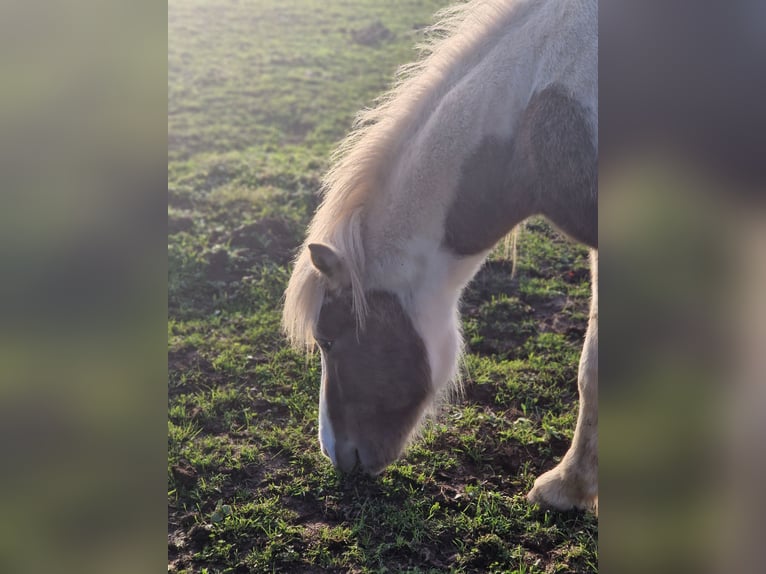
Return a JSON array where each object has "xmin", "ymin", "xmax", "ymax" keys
[{"xmin": 283, "ymin": 0, "xmax": 597, "ymax": 512}]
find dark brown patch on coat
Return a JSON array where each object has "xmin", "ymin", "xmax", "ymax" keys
[
  {"xmin": 444, "ymin": 84, "xmax": 597, "ymax": 254},
  {"xmin": 315, "ymin": 290, "xmax": 432, "ymax": 473}
]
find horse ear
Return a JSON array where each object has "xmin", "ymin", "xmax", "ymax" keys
[{"xmin": 308, "ymin": 243, "xmax": 349, "ymax": 287}]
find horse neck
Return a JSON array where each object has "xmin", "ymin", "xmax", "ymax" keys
[
  {"xmin": 361, "ymin": 200, "xmax": 488, "ymax": 310},
  {"xmin": 360, "ymin": 47, "xmax": 521, "ymax": 295},
  {"xmin": 360, "ymin": 113, "xmax": 498, "ymax": 303},
  {"xmin": 358, "ymin": 0, "xmax": 596, "ymax": 288}
]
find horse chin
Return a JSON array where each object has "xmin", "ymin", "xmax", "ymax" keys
[
  {"xmin": 357, "ymin": 461, "xmax": 394, "ymax": 477},
  {"xmin": 356, "ymin": 442, "xmax": 407, "ymax": 477},
  {"xmin": 360, "ymin": 463, "xmax": 386, "ymax": 477}
]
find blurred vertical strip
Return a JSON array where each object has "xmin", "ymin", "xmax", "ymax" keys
[
  {"xmin": 0, "ymin": 1, "xmax": 167, "ymax": 573},
  {"xmin": 599, "ymin": 1, "xmax": 765, "ymax": 573}
]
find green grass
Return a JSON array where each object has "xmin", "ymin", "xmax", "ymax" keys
[{"xmin": 168, "ymin": 0, "xmax": 597, "ymax": 571}]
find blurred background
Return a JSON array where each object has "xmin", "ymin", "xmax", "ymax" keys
[
  {"xmin": 0, "ymin": 1, "xmax": 166, "ymax": 573},
  {"xmin": 0, "ymin": 0, "xmax": 764, "ymax": 572},
  {"xmin": 599, "ymin": 2, "xmax": 765, "ymax": 573}
]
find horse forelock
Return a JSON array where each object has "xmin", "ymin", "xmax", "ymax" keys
[{"xmin": 283, "ymin": 210, "xmax": 368, "ymax": 349}]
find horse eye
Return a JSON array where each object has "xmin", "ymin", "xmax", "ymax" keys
[{"xmin": 316, "ymin": 338, "xmax": 333, "ymax": 352}]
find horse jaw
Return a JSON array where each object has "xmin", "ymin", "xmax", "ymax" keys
[{"xmin": 406, "ymin": 246, "xmax": 488, "ymax": 397}]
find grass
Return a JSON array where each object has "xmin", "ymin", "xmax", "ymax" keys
[{"xmin": 168, "ymin": 0, "xmax": 597, "ymax": 571}]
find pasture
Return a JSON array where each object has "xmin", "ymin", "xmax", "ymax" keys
[{"xmin": 168, "ymin": 0, "xmax": 597, "ymax": 571}]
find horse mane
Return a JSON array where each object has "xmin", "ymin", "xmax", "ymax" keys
[{"xmin": 283, "ymin": 0, "xmax": 517, "ymax": 349}]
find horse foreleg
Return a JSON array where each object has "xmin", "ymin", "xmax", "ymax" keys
[{"xmin": 527, "ymin": 250, "xmax": 598, "ymax": 512}]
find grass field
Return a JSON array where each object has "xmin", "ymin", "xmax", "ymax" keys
[{"xmin": 168, "ymin": 0, "xmax": 597, "ymax": 571}]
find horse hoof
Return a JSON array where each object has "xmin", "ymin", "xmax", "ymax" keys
[{"xmin": 527, "ymin": 466, "xmax": 597, "ymax": 513}]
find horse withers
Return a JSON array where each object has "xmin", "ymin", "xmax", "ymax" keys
[{"xmin": 283, "ymin": 0, "xmax": 597, "ymax": 512}]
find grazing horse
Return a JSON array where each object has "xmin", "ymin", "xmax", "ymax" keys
[{"xmin": 283, "ymin": 0, "xmax": 597, "ymax": 511}]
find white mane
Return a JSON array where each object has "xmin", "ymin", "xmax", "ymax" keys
[{"xmin": 283, "ymin": 0, "xmax": 530, "ymax": 348}]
